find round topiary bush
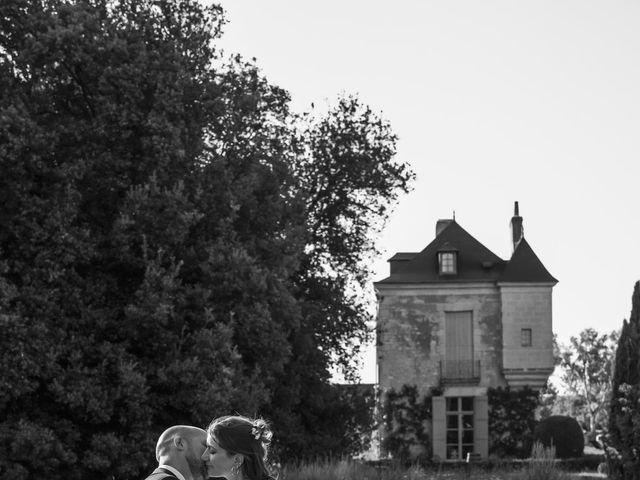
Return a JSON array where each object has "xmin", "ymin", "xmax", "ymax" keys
[{"xmin": 532, "ymin": 415, "xmax": 584, "ymax": 459}]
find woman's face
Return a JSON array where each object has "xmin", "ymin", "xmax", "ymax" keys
[{"xmin": 201, "ymin": 435, "xmax": 241, "ymax": 479}]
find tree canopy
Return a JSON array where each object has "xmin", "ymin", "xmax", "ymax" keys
[{"xmin": 0, "ymin": 1, "xmax": 414, "ymax": 478}]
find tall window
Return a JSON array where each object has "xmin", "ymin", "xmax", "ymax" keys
[
  {"xmin": 438, "ymin": 252, "xmax": 457, "ymax": 275},
  {"xmin": 521, "ymin": 328, "xmax": 532, "ymax": 347},
  {"xmin": 446, "ymin": 396, "xmax": 474, "ymax": 460}
]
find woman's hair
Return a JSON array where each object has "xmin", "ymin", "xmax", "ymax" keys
[{"xmin": 207, "ymin": 415, "xmax": 274, "ymax": 480}]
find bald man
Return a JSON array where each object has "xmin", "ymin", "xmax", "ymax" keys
[{"xmin": 144, "ymin": 425, "xmax": 208, "ymax": 480}]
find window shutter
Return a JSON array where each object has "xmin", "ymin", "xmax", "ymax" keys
[
  {"xmin": 432, "ymin": 396, "xmax": 446, "ymax": 460},
  {"xmin": 474, "ymin": 395, "xmax": 488, "ymax": 458},
  {"xmin": 445, "ymin": 311, "xmax": 473, "ymax": 362}
]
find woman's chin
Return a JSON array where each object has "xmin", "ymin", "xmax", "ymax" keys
[{"xmin": 205, "ymin": 466, "xmax": 217, "ymax": 478}]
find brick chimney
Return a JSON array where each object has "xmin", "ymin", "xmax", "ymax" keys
[
  {"xmin": 436, "ymin": 219, "xmax": 453, "ymax": 237},
  {"xmin": 510, "ymin": 201, "xmax": 523, "ymax": 252}
]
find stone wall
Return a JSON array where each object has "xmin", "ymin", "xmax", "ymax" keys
[{"xmin": 376, "ymin": 283, "xmax": 506, "ymax": 394}]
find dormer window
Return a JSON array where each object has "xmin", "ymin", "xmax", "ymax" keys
[
  {"xmin": 438, "ymin": 243, "xmax": 458, "ymax": 275},
  {"xmin": 439, "ymin": 252, "xmax": 457, "ymax": 274}
]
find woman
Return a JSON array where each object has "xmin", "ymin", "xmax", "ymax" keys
[{"xmin": 202, "ymin": 415, "xmax": 275, "ymax": 480}]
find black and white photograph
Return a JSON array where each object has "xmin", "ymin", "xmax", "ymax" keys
[{"xmin": 1, "ymin": 1, "xmax": 639, "ymax": 479}]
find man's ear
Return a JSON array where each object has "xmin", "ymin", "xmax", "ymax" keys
[
  {"xmin": 173, "ymin": 435, "xmax": 185, "ymax": 451},
  {"xmin": 234, "ymin": 454, "xmax": 244, "ymax": 466}
]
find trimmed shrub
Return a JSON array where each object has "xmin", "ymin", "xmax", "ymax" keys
[{"xmin": 533, "ymin": 416, "xmax": 584, "ymax": 459}]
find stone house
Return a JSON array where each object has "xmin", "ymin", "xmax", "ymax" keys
[{"xmin": 374, "ymin": 202, "xmax": 557, "ymax": 461}]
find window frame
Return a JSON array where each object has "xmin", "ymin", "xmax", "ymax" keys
[{"xmin": 438, "ymin": 251, "xmax": 457, "ymax": 275}]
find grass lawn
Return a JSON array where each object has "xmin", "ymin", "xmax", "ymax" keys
[
  {"xmin": 277, "ymin": 445, "xmax": 605, "ymax": 480},
  {"xmin": 278, "ymin": 460, "xmax": 605, "ymax": 480}
]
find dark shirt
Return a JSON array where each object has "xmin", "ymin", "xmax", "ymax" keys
[{"xmin": 143, "ymin": 467, "xmax": 179, "ymax": 480}]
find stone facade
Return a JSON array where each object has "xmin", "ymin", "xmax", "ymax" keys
[{"xmin": 377, "ymin": 284, "xmax": 505, "ymax": 394}]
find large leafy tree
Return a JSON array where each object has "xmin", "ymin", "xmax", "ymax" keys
[
  {"xmin": 266, "ymin": 98, "xmax": 410, "ymax": 456},
  {"xmin": 608, "ymin": 281, "xmax": 640, "ymax": 480},
  {"xmin": 558, "ymin": 328, "xmax": 618, "ymax": 439},
  {"xmin": 0, "ymin": 0, "xmax": 413, "ymax": 478}
]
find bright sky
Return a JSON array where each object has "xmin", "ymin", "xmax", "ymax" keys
[{"xmin": 216, "ymin": 1, "xmax": 640, "ymax": 383}]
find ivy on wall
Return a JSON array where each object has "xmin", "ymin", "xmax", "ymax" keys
[
  {"xmin": 381, "ymin": 384, "xmax": 442, "ymax": 461},
  {"xmin": 382, "ymin": 384, "xmax": 542, "ymax": 461},
  {"xmin": 488, "ymin": 386, "xmax": 540, "ymax": 458}
]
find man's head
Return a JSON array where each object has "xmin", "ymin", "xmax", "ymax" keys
[{"xmin": 156, "ymin": 425, "xmax": 207, "ymax": 480}]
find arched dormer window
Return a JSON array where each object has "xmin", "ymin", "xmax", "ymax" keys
[{"xmin": 438, "ymin": 243, "xmax": 458, "ymax": 275}]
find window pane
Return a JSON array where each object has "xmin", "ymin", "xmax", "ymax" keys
[
  {"xmin": 462, "ymin": 430, "xmax": 474, "ymax": 443},
  {"xmin": 446, "ymin": 397, "xmax": 458, "ymax": 412},
  {"xmin": 461, "ymin": 397, "xmax": 474, "ymax": 411},
  {"xmin": 462, "ymin": 415, "xmax": 474, "ymax": 429},
  {"xmin": 462, "ymin": 445, "xmax": 474, "ymax": 457},
  {"xmin": 447, "ymin": 445, "xmax": 460, "ymax": 460},
  {"xmin": 447, "ymin": 415, "xmax": 458, "ymax": 429},
  {"xmin": 447, "ymin": 431, "xmax": 458, "ymax": 443}
]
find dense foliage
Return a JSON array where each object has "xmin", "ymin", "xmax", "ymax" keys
[
  {"xmin": 533, "ymin": 416, "xmax": 584, "ymax": 459},
  {"xmin": 0, "ymin": 0, "xmax": 413, "ymax": 478},
  {"xmin": 607, "ymin": 281, "xmax": 640, "ymax": 480},
  {"xmin": 488, "ymin": 386, "xmax": 539, "ymax": 458},
  {"xmin": 381, "ymin": 385, "xmax": 440, "ymax": 462},
  {"xmin": 315, "ymin": 384, "xmax": 377, "ymax": 456},
  {"xmin": 558, "ymin": 328, "xmax": 618, "ymax": 439}
]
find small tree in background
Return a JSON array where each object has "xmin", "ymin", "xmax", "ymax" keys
[
  {"xmin": 538, "ymin": 381, "xmax": 559, "ymax": 420},
  {"xmin": 558, "ymin": 328, "xmax": 618, "ymax": 440},
  {"xmin": 607, "ymin": 281, "xmax": 640, "ymax": 480}
]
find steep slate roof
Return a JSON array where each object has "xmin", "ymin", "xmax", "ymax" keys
[
  {"xmin": 376, "ymin": 220, "xmax": 557, "ymax": 285},
  {"xmin": 377, "ymin": 220, "xmax": 506, "ymax": 284},
  {"xmin": 500, "ymin": 238, "xmax": 558, "ymax": 283}
]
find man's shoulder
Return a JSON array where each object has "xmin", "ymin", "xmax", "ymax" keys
[{"xmin": 143, "ymin": 467, "xmax": 179, "ymax": 480}]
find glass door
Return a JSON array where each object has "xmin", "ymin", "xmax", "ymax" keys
[{"xmin": 445, "ymin": 396, "xmax": 474, "ymax": 460}]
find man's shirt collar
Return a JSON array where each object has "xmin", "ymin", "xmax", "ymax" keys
[{"xmin": 158, "ymin": 464, "xmax": 187, "ymax": 480}]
